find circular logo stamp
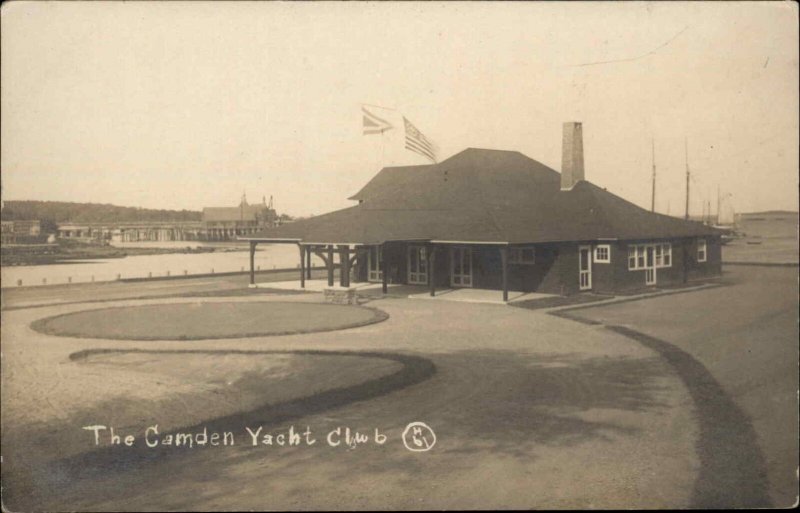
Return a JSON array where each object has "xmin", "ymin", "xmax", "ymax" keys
[{"xmin": 402, "ymin": 422, "xmax": 436, "ymax": 452}]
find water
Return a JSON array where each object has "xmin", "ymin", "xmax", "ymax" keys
[{"xmin": 1, "ymin": 243, "xmax": 320, "ymax": 288}]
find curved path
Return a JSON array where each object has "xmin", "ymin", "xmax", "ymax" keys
[
  {"xmin": 557, "ymin": 265, "xmax": 797, "ymax": 508},
  {"xmin": 2, "ymin": 291, "xmax": 716, "ymax": 510}
]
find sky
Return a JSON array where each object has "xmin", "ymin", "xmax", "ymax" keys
[{"xmin": 1, "ymin": 1, "xmax": 798, "ymax": 217}]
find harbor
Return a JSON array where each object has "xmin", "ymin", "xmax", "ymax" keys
[{"xmin": 1, "ymin": 243, "xmax": 320, "ymax": 288}]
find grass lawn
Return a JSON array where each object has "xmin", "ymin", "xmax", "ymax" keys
[{"xmin": 31, "ymin": 301, "xmax": 387, "ymax": 340}]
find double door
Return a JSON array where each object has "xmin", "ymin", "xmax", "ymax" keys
[
  {"xmin": 450, "ymin": 247, "xmax": 473, "ymax": 287},
  {"xmin": 407, "ymin": 246, "xmax": 428, "ymax": 285}
]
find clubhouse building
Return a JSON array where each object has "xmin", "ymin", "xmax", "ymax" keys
[{"xmin": 244, "ymin": 122, "xmax": 722, "ymax": 300}]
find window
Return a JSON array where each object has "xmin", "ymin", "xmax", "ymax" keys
[
  {"xmin": 628, "ymin": 245, "xmax": 647, "ymax": 270},
  {"xmin": 662, "ymin": 243, "xmax": 672, "ymax": 267},
  {"xmin": 697, "ymin": 239, "xmax": 707, "ymax": 262},
  {"xmin": 594, "ymin": 245, "xmax": 610, "ymax": 263},
  {"xmin": 509, "ymin": 247, "xmax": 535, "ymax": 264},
  {"xmin": 628, "ymin": 243, "xmax": 671, "ymax": 270}
]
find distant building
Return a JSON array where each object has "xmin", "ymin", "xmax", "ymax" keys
[
  {"xmin": 202, "ymin": 194, "xmax": 278, "ymax": 240},
  {"xmin": 53, "ymin": 195, "xmax": 282, "ymax": 243},
  {"xmin": 736, "ymin": 211, "xmax": 798, "ymax": 240},
  {"xmin": 1, "ymin": 219, "xmax": 42, "ymax": 244},
  {"xmin": 58, "ymin": 222, "xmax": 202, "ymax": 243},
  {"xmin": 1, "ymin": 221, "xmax": 16, "ymax": 244}
]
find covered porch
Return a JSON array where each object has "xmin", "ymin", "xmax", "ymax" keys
[{"xmin": 243, "ymin": 238, "xmax": 559, "ymax": 303}]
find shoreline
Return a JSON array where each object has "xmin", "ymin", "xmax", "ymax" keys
[{"xmin": 1, "ymin": 244, "xmax": 248, "ymax": 267}]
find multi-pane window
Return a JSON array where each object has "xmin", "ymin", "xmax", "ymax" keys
[
  {"xmin": 628, "ymin": 246, "xmax": 638, "ymax": 270},
  {"xmin": 509, "ymin": 247, "xmax": 535, "ymax": 264},
  {"xmin": 628, "ymin": 243, "xmax": 672, "ymax": 270},
  {"xmin": 697, "ymin": 239, "xmax": 707, "ymax": 262},
  {"xmin": 594, "ymin": 245, "xmax": 610, "ymax": 263}
]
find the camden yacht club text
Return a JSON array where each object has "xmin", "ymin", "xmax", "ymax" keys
[{"xmin": 82, "ymin": 422, "xmax": 437, "ymax": 452}]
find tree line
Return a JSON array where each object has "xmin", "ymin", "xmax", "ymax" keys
[{"xmin": 1, "ymin": 200, "xmax": 203, "ymax": 225}]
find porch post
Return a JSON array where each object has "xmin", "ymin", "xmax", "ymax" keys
[
  {"xmin": 299, "ymin": 244, "xmax": 305, "ymax": 288},
  {"xmin": 381, "ymin": 243, "xmax": 388, "ymax": 294},
  {"xmin": 339, "ymin": 245, "xmax": 350, "ymax": 287},
  {"xmin": 327, "ymin": 245, "xmax": 335, "ymax": 286},
  {"xmin": 428, "ymin": 245, "xmax": 437, "ymax": 296},
  {"xmin": 500, "ymin": 246, "xmax": 509, "ymax": 302},
  {"xmin": 249, "ymin": 241, "xmax": 257, "ymax": 286},
  {"xmin": 306, "ymin": 246, "xmax": 312, "ymax": 278}
]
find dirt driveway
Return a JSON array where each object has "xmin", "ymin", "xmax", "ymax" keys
[{"xmin": 2, "ymin": 291, "xmax": 700, "ymax": 510}]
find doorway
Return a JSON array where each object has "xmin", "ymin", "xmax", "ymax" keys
[
  {"xmin": 407, "ymin": 246, "xmax": 428, "ymax": 285},
  {"xmin": 367, "ymin": 246, "xmax": 383, "ymax": 282},
  {"xmin": 450, "ymin": 247, "xmax": 473, "ymax": 287},
  {"xmin": 579, "ymin": 245, "xmax": 592, "ymax": 290}
]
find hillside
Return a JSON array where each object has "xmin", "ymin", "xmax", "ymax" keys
[{"xmin": 1, "ymin": 200, "xmax": 202, "ymax": 225}]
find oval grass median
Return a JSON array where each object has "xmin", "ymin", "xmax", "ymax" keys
[{"xmin": 31, "ymin": 301, "xmax": 388, "ymax": 340}]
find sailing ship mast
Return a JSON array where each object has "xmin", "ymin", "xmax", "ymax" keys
[
  {"xmin": 684, "ymin": 138, "xmax": 691, "ymax": 220},
  {"xmin": 651, "ymin": 138, "xmax": 656, "ymax": 212}
]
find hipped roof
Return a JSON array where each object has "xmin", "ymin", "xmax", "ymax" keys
[{"xmin": 247, "ymin": 148, "xmax": 721, "ymax": 245}]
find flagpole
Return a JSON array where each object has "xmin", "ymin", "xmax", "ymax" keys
[
  {"xmin": 684, "ymin": 137, "xmax": 691, "ymax": 220},
  {"xmin": 650, "ymin": 138, "xmax": 656, "ymax": 212}
]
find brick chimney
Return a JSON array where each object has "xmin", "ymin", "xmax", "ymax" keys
[{"xmin": 561, "ymin": 121, "xmax": 585, "ymax": 190}]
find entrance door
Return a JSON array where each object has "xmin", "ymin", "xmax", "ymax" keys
[
  {"xmin": 450, "ymin": 247, "xmax": 473, "ymax": 287},
  {"xmin": 368, "ymin": 246, "xmax": 383, "ymax": 282},
  {"xmin": 407, "ymin": 246, "xmax": 428, "ymax": 285},
  {"xmin": 645, "ymin": 245, "xmax": 657, "ymax": 285},
  {"xmin": 579, "ymin": 245, "xmax": 592, "ymax": 290}
]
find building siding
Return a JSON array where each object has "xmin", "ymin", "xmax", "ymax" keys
[{"xmin": 351, "ymin": 236, "xmax": 722, "ymax": 295}]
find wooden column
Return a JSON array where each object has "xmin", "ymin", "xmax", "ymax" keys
[
  {"xmin": 249, "ymin": 241, "xmax": 257, "ymax": 285},
  {"xmin": 349, "ymin": 252, "xmax": 359, "ymax": 283},
  {"xmin": 500, "ymin": 246, "xmax": 509, "ymax": 302},
  {"xmin": 500, "ymin": 247, "xmax": 508, "ymax": 301},
  {"xmin": 327, "ymin": 245, "xmax": 335, "ymax": 286},
  {"xmin": 306, "ymin": 246, "xmax": 312, "ymax": 278},
  {"xmin": 428, "ymin": 245, "xmax": 437, "ymax": 297},
  {"xmin": 381, "ymin": 244, "xmax": 388, "ymax": 294},
  {"xmin": 299, "ymin": 244, "xmax": 305, "ymax": 288},
  {"xmin": 339, "ymin": 245, "xmax": 350, "ymax": 287}
]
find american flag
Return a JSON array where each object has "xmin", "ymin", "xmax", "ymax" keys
[
  {"xmin": 403, "ymin": 117, "xmax": 437, "ymax": 163},
  {"xmin": 362, "ymin": 106, "xmax": 394, "ymax": 135}
]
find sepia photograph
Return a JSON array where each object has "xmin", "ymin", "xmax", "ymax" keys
[{"xmin": 1, "ymin": 1, "xmax": 798, "ymax": 510}]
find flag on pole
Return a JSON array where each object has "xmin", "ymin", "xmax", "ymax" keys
[
  {"xmin": 362, "ymin": 106, "xmax": 394, "ymax": 135},
  {"xmin": 403, "ymin": 117, "xmax": 437, "ymax": 163}
]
